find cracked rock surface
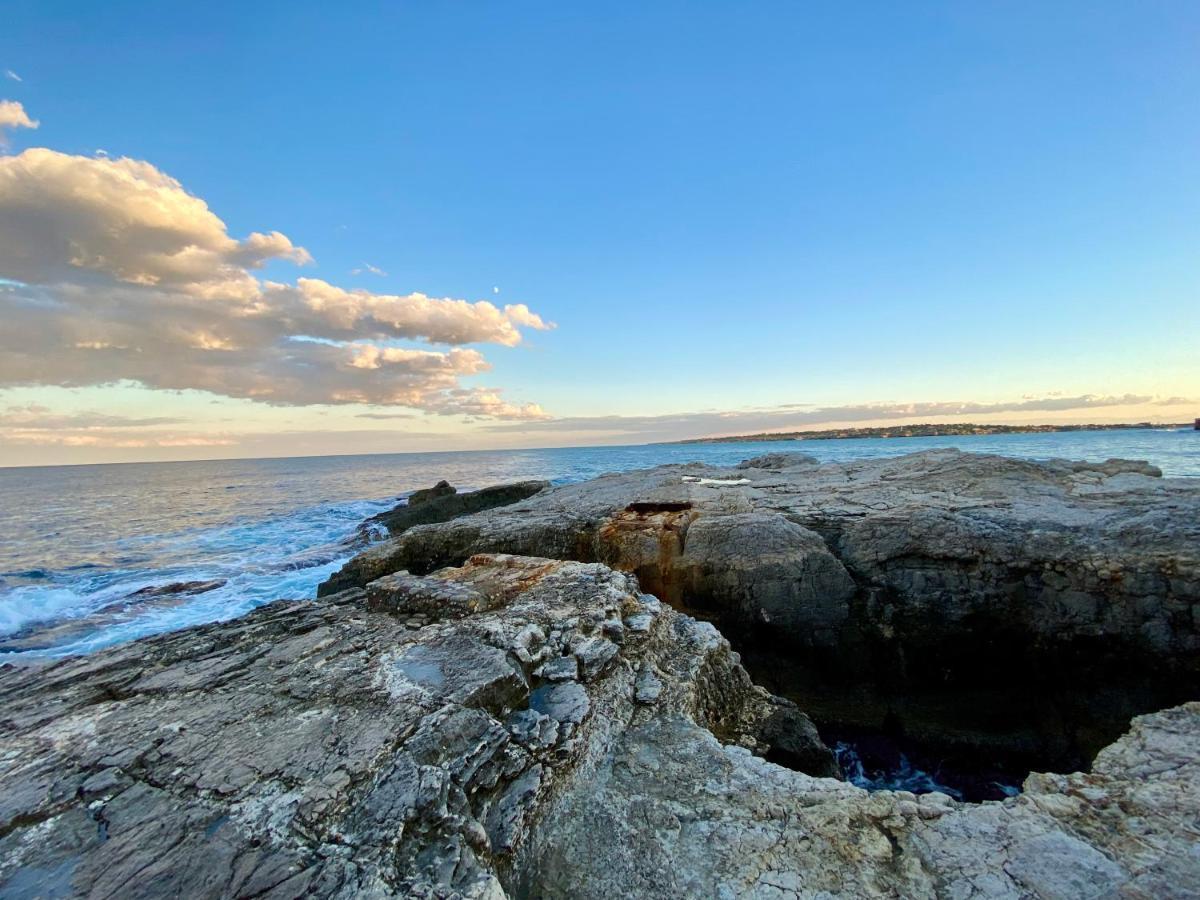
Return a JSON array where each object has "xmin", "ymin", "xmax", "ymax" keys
[
  {"xmin": 323, "ymin": 449, "xmax": 1200, "ymax": 669},
  {"xmin": 0, "ymin": 554, "xmax": 822, "ymax": 898},
  {"xmin": 1, "ymin": 554, "xmax": 1197, "ymax": 897}
]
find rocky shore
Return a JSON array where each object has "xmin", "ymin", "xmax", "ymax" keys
[{"xmin": 2, "ymin": 450, "xmax": 1198, "ymax": 897}]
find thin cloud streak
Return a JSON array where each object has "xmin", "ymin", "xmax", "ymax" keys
[{"xmin": 483, "ymin": 394, "xmax": 1195, "ymax": 441}]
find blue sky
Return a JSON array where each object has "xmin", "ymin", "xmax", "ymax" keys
[{"xmin": 0, "ymin": 2, "xmax": 1197, "ymax": 463}]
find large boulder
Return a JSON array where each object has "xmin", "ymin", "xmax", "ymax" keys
[{"xmin": 371, "ymin": 479, "xmax": 550, "ymax": 537}]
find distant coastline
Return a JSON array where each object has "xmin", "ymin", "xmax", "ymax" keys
[{"xmin": 674, "ymin": 422, "xmax": 1193, "ymax": 445}]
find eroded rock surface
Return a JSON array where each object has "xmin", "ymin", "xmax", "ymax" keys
[
  {"xmin": 2, "ymin": 554, "xmax": 1197, "ymax": 898},
  {"xmin": 322, "ymin": 481, "xmax": 550, "ymax": 595},
  {"xmin": 0, "ymin": 555, "xmax": 826, "ymax": 898},
  {"xmin": 321, "ymin": 450, "xmax": 1200, "ymax": 773},
  {"xmin": 324, "ymin": 450, "xmax": 1199, "ymax": 665}
]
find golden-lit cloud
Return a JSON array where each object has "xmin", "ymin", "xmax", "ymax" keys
[
  {"xmin": 0, "ymin": 100, "xmax": 38, "ymax": 144},
  {"xmin": 0, "ymin": 403, "xmax": 234, "ymax": 449},
  {"xmin": 0, "ymin": 135, "xmax": 552, "ymax": 416}
]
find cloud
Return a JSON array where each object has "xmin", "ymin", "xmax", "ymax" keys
[
  {"xmin": 0, "ymin": 146, "xmax": 552, "ymax": 416},
  {"xmin": 0, "ymin": 403, "xmax": 186, "ymax": 429},
  {"xmin": 351, "ymin": 262, "xmax": 387, "ymax": 276},
  {"xmin": 484, "ymin": 393, "xmax": 1191, "ymax": 440},
  {"xmin": 0, "ymin": 403, "xmax": 228, "ymax": 449},
  {"xmin": 4, "ymin": 70, "xmax": 21, "ymax": 83},
  {"xmin": 0, "ymin": 100, "xmax": 38, "ymax": 145},
  {"xmin": 0, "ymin": 149, "xmax": 309, "ymax": 298},
  {"xmin": 1, "ymin": 430, "xmax": 237, "ymax": 449},
  {"xmin": 265, "ymin": 278, "xmax": 552, "ymax": 347},
  {"xmin": 423, "ymin": 388, "xmax": 547, "ymax": 420}
]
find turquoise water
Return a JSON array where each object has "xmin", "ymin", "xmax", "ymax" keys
[{"xmin": 1, "ymin": 428, "xmax": 1196, "ymax": 657}]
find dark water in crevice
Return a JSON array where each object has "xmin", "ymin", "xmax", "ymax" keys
[
  {"xmin": 825, "ymin": 727, "xmax": 1023, "ymax": 802},
  {"xmin": 731, "ymin": 637, "xmax": 1196, "ymax": 803}
]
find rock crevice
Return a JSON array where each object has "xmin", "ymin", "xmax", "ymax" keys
[{"xmin": 320, "ymin": 449, "xmax": 1200, "ymax": 786}]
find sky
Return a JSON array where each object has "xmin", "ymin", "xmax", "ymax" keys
[{"xmin": 0, "ymin": 1, "xmax": 1197, "ymax": 466}]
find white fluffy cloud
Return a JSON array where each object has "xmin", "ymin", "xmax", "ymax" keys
[
  {"xmin": 0, "ymin": 100, "xmax": 38, "ymax": 144},
  {"xmin": 0, "ymin": 148, "xmax": 310, "ymax": 298},
  {"xmin": 0, "ymin": 141, "xmax": 552, "ymax": 417}
]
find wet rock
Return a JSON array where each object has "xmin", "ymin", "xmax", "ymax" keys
[
  {"xmin": 408, "ymin": 479, "xmax": 457, "ymax": 506},
  {"xmin": 126, "ymin": 579, "xmax": 226, "ymax": 599},
  {"xmin": 371, "ymin": 480, "xmax": 549, "ymax": 538},
  {"xmin": 0, "ymin": 580, "xmax": 227, "ymax": 654}
]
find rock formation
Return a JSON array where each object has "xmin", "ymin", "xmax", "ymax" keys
[
  {"xmin": 2, "ymin": 552, "xmax": 1197, "ymax": 898},
  {"xmin": 322, "ymin": 449, "xmax": 1200, "ymax": 777},
  {"xmin": 322, "ymin": 480, "xmax": 550, "ymax": 595}
]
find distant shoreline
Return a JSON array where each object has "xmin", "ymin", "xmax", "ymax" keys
[{"xmin": 674, "ymin": 422, "xmax": 1194, "ymax": 445}]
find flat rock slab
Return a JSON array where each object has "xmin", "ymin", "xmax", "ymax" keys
[{"xmin": 323, "ymin": 450, "xmax": 1200, "ymax": 670}]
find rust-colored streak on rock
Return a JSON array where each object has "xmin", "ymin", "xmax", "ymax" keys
[{"xmin": 597, "ymin": 507, "xmax": 698, "ymax": 605}]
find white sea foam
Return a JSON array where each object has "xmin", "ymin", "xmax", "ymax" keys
[
  {"xmin": 0, "ymin": 586, "xmax": 90, "ymax": 637},
  {"xmin": 0, "ymin": 495, "xmax": 393, "ymax": 656}
]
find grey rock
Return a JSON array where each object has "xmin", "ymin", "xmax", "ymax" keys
[
  {"xmin": 408, "ymin": 479, "xmax": 457, "ymax": 506},
  {"xmin": 570, "ymin": 635, "xmax": 619, "ymax": 681},
  {"xmin": 535, "ymin": 655, "xmax": 578, "ymax": 682},
  {"xmin": 328, "ymin": 450, "xmax": 1199, "ymax": 674},
  {"xmin": 366, "ymin": 571, "xmax": 496, "ymax": 620},
  {"xmin": 736, "ymin": 452, "xmax": 819, "ymax": 469},
  {"xmin": 634, "ymin": 665, "xmax": 663, "ymax": 704},
  {"xmin": 528, "ymin": 680, "xmax": 590, "ymax": 724},
  {"xmin": 1, "ymin": 553, "xmax": 1197, "ymax": 897},
  {"xmin": 320, "ymin": 479, "xmax": 550, "ymax": 595},
  {"xmin": 0, "ymin": 555, "xmax": 821, "ymax": 898},
  {"xmin": 506, "ymin": 709, "xmax": 559, "ymax": 751}
]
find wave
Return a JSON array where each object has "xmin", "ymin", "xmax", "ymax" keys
[{"xmin": 0, "ymin": 495, "xmax": 394, "ymax": 657}]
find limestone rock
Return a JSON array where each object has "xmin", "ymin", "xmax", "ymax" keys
[
  {"xmin": 1, "ymin": 553, "xmax": 1197, "ymax": 897},
  {"xmin": 318, "ymin": 450, "xmax": 1200, "ymax": 777},
  {"xmin": 324, "ymin": 450, "xmax": 1199, "ymax": 677},
  {"xmin": 0, "ymin": 555, "xmax": 825, "ymax": 898},
  {"xmin": 320, "ymin": 480, "xmax": 550, "ymax": 595}
]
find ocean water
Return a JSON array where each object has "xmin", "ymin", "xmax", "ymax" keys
[{"xmin": 1, "ymin": 428, "xmax": 1197, "ymax": 661}]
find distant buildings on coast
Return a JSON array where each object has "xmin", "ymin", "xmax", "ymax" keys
[{"xmin": 679, "ymin": 422, "xmax": 1195, "ymax": 445}]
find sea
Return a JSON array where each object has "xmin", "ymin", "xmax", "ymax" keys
[{"xmin": 2, "ymin": 428, "xmax": 1196, "ymax": 663}]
